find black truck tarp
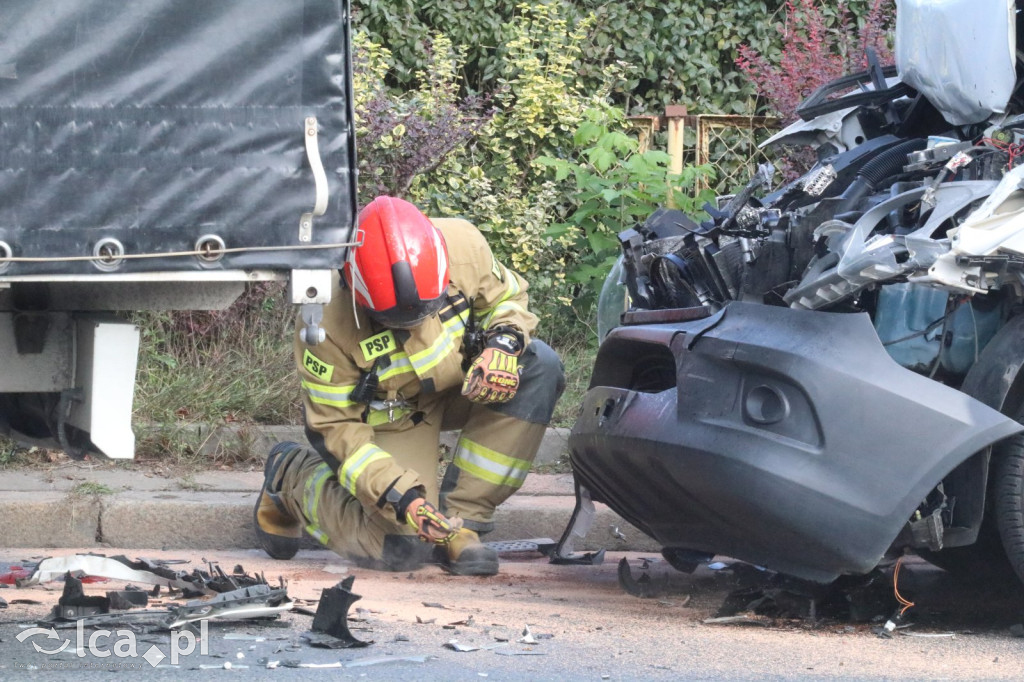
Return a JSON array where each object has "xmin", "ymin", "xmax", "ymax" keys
[{"xmin": 0, "ymin": 0, "xmax": 356, "ymax": 276}]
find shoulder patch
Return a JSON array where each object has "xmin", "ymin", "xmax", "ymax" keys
[
  {"xmin": 491, "ymin": 256, "xmax": 504, "ymax": 282},
  {"xmin": 361, "ymin": 330, "xmax": 397, "ymax": 362},
  {"xmin": 303, "ymin": 349, "xmax": 334, "ymax": 382}
]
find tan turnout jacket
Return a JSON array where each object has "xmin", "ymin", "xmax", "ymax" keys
[{"xmin": 294, "ymin": 218, "xmax": 538, "ymax": 513}]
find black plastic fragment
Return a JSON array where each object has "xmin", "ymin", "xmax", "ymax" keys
[
  {"xmin": 107, "ymin": 588, "xmax": 149, "ymax": 610},
  {"xmin": 51, "ymin": 573, "xmax": 109, "ymax": 620},
  {"xmin": 310, "ymin": 576, "xmax": 372, "ymax": 648},
  {"xmin": 550, "ymin": 549, "xmax": 606, "ymax": 566},
  {"xmin": 661, "ymin": 548, "xmax": 715, "ymax": 573},
  {"xmin": 617, "ymin": 558, "xmax": 659, "ymax": 599},
  {"xmin": 303, "ymin": 632, "xmax": 362, "ymax": 649}
]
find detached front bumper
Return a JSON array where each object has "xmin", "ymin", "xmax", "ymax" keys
[{"xmin": 569, "ymin": 302, "xmax": 1021, "ymax": 582}]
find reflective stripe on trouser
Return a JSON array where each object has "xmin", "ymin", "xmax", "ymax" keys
[
  {"xmin": 439, "ymin": 407, "xmax": 546, "ymax": 533},
  {"xmin": 274, "ymin": 445, "xmax": 433, "ymax": 571}
]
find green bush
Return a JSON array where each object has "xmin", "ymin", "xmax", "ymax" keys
[
  {"xmin": 406, "ymin": 1, "xmax": 612, "ymax": 339},
  {"xmin": 538, "ymin": 106, "xmax": 716, "ymax": 304},
  {"xmin": 353, "ymin": 0, "xmax": 781, "ymax": 115}
]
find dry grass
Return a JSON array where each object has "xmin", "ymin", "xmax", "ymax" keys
[
  {"xmin": 131, "ymin": 282, "xmax": 302, "ymax": 461},
  {"xmin": 127, "ymin": 282, "xmax": 596, "ymax": 462}
]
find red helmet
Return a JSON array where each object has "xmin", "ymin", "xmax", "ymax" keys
[{"xmin": 344, "ymin": 196, "xmax": 450, "ymax": 328}]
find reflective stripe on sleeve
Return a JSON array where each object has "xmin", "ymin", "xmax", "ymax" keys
[
  {"xmin": 452, "ymin": 437, "xmax": 530, "ymax": 488},
  {"xmin": 301, "ymin": 380, "xmax": 359, "ymax": 409},
  {"xmin": 479, "ymin": 273, "xmax": 523, "ymax": 327},
  {"xmin": 408, "ymin": 313, "xmax": 466, "ymax": 377},
  {"xmin": 339, "ymin": 443, "xmax": 390, "ymax": 496},
  {"xmin": 377, "ymin": 351, "xmax": 415, "ymax": 382}
]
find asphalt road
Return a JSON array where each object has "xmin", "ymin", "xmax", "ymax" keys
[{"xmin": 1, "ymin": 548, "xmax": 1023, "ymax": 680}]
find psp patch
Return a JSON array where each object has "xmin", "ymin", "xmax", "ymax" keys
[
  {"xmin": 303, "ymin": 349, "xmax": 334, "ymax": 382},
  {"xmin": 361, "ymin": 330, "xmax": 397, "ymax": 362}
]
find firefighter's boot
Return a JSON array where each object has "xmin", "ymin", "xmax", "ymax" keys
[
  {"xmin": 253, "ymin": 442, "xmax": 302, "ymax": 560},
  {"xmin": 442, "ymin": 527, "xmax": 498, "ymax": 576}
]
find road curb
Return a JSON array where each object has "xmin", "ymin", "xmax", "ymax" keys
[
  {"xmin": 0, "ymin": 471, "xmax": 661, "ymax": 555},
  {"xmin": 0, "ymin": 492, "xmax": 101, "ymax": 547}
]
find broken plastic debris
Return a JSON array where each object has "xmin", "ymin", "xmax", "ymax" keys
[
  {"xmin": 445, "ymin": 640, "xmax": 481, "ymax": 652},
  {"xmin": 518, "ymin": 626, "xmax": 537, "ymax": 645},
  {"xmin": 873, "ymin": 619, "xmax": 898, "ymax": 638},
  {"xmin": 28, "ymin": 555, "xmax": 202, "ymax": 593},
  {"xmin": 0, "ymin": 565, "xmax": 32, "ymax": 584},
  {"xmin": 51, "ymin": 573, "xmax": 109, "ymax": 620},
  {"xmin": 107, "ymin": 589, "xmax": 149, "ymax": 610},
  {"xmin": 707, "ymin": 562, "xmax": 728, "ymax": 570},
  {"xmin": 445, "ymin": 640, "xmax": 507, "ymax": 653},
  {"xmin": 310, "ymin": 576, "xmax": 371, "ymax": 648},
  {"xmin": 304, "ymin": 632, "xmax": 364, "ymax": 649},
  {"xmin": 167, "ymin": 584, "xmax": 292, "ymax": 629},
  {"xmin": 550, "ymin": 486, "xmax": 606, "ymax": 565},
  {"xmin": 422, "ymin": 601, "xmax": 447, "ymax": 609},
  {"xmin": 617, "ymin": 558, "xmax": 662, "ymax": 599},
  {"xmin": 901, "ymin": 632, "xmax": 955, "ymax": 638}
]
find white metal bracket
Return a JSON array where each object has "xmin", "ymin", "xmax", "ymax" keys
[{"xmin": 299, "ymin": 116, "xmax": 329, "ymax": 243}]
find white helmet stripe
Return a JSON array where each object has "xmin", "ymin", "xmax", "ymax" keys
[
  {"xmin": 347, "ymin": 238, "xmax": 375, "ymax": 309},
  {"xmin": 433, "ymin": 229, "xmax": 447, "ymax": 292}
]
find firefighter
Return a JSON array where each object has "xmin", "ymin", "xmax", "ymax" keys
[{"xmin": 253, "ymin": 196, "xmax": 565, "ymax": 576}]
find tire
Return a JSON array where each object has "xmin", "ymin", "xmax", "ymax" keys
[
  {"xmin": 993, "ymin": 430, "xmax": 1024, "ymax": 584},
  {"xmin": 917, "ymin": 518, "xmax": 1017, "ymax": 583}
]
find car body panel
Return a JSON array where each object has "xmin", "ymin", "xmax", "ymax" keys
[{"xmin": 570, "ymin": 302, "xmax": 1022, "ymax": 582}]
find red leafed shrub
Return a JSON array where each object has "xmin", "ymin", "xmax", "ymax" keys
[{"xmin": 736, "ymin": 0, "xmax": 896, "ymax": 124}]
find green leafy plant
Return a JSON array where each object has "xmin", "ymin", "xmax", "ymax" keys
[
  {"xmin": 70, "ymin": 481, "xmax": 115, "ymax": 497},
  {"xmin": 538, "ymin": 106, "xmax": 716, "ymax": 303},
  {"xmin": 409, "ymin": 1, "xmax": 614, "ymax": 331}
]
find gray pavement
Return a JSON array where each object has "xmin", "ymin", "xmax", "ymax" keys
[{"xmin": 0, "ymin": 426, "xmax": 660, "ymax": 554}]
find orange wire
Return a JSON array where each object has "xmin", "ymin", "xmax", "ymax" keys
[{"xmin": 893, "ymin": 556, "xmax": 915, "ymax": 616}]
